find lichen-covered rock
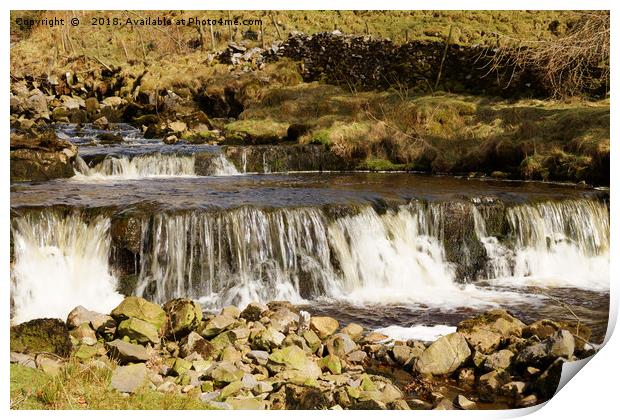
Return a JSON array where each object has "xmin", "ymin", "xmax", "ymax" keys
[
  {"xmin": 240, "ymin": 302, "xmax": 268, "ymax": 321},
  {"xmin": 106, "ymin": 339, "xmax": 150, "ymax": 364},
  {"xmin": 252, "ymin": 327, "xmax": 286, "ymax": 351},
  {"xmin": 478, "ymin": 369, "xmax": 510, "ymax": 402},
  {"xmin": 199, "ymin": 314, "xmax": 236, "ymax": 338},
  {"xmin": 460, "ymin": 327, "xmax": 503, "ymax": 354},
  {"xmin": 70, "ymin": 323, "xmax": 98, "ymax": 346},
  {"xmin": 111, "ymin": 297, "xmax": 167, "ymax": 332},
  {"xmin": 117, "ymin": 317, "xmax": 160, "ymax": 344},
  {"xmin": 320, "ymin": 354, "xmax": 342, "ymax": 374},
  {"xmin": 515, "ymin": 330, "xmax": 575, "ymax": 368},
  {"xmin": 341, "ymin": 323, "xmax": 364, "ymax": 341},
  {"xmin": 457, "ymin": 309, "xmax": 526, "ymax": 338},
  {"xmin": 269, "ymin": 346, "xmax": 322, "ymax": 379},
  {"xmin": 310, "ymin": 316, "xmax": 339, "ymax": 339},
  {"xmin": 415, "ymin": 332, "xmax": 471, "ymax": 375},
  {"xmin": 111, "ymin": 363, "xmax": 147, "ymax": 393},
  {"xmin": 66, "ymin": 306, "xmax": 110, "ymax": 330},
  {"xmin": 208, "ymin": 361, "xmax": 245, "ymax": 385},
  {"xmin": 162, "ymin": 298, "xmax": 202, "ymax": 338},
  {"xmin": 10, "ymin": 318, "xmax": 72, "ymax": 357},
  {"xmin": 325, "ymin": 333, "xmax": 357, "ymax": 357},
  {"xmin": 482, "ymin": 349, "xmax": 514, "ymax": 372},
  {"xmin": 179, "ymin": 331, "xmax": 215, "ymax": 359}
]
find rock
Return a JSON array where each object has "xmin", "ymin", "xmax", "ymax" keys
[
  {"xmin": 434, "ymin": 398, "xmax": 455, "ymax": 410},
  {"xmin": 10, "ymin": 131, "xmax": 78, "ymax": 182},
  {"xmin": 389, "ymin": 399, "xmax": 411, "ymax": 410},
  {"xmin": 93, "ymin": 116, "xmax": 109, "ymax": 129},
  {"xmin": 35, "ymin": 354, "xmax": 63, "ymax": 375},
  {"xmin": 220, "ymin": 346, "xmax": 242, "ymax": 363},
  {"xmin": 270, "ymin": 308, "xmax": 299, "ymax": 333},
  {"xmin": 102, "ymin": 97, "xmax": 125, "ymax": 108},
  {"xmin": 111, "ymin": 363, "xmax": 147, "ymax": 393},
  {"xmin": 341, "ymin": 323, "xmax": 364, "ymax": 341},
  {"xmin": 117, "ymin": 317, "xmax": 160, "ymax": 344},
  {"xmin": 97, "ymin": 133, "xmax": 123, "ymax": 144},
  {"xmin": 193, "ymin": 360, "xmax": 213, "ymax": 373},
  {"xmin": 302, "ymin": 330, "xmax": 322, "ymax": 353},
  {"xmin": 106, "ymin": 339, "xmax": 150, "ymax": 363},
  {"xmin": 240, "ymin": 302, "xmax": 268, "ymax": 321},
  {"xmin": 460, "ymin": 327, "xmax": 503, "ymax": 354},
  {"xmin": 70, "ymin": 323, "xmax": 98, "ymax": 346},
  {"xmin": 111, "ymin": 297, "xmax": 167, "ymax": 332},
  {"xmin": 517, "ymin": 394, "xmax": 538, "ymax": 407},
  {"xmin": 379, "ymin": 383, "xmax": 403, "ymax": 403},
  {"xmin": 415, "ymin": 332, "xmax": 471, "ymax": 376},
  {"xmin": 347, "ymin": 350, "xmax": 368, "ymax": 364},
  {"xmin": 228, "ymin": 397, "xmax": 268, "ymax": 410},
  {"xmin": 325, "ymin": 333, "xmax": 357, "ymax": 357},
  {"xmin": 163, "ymin": 135, "xmax": 178, "ymax": 145},
  {"xmin": 220, "ymin": 306, "xmax": 241, "ymax": 319},
  {"xmin": 10, "ymin": 318, "xmax": 72, "ymax": 357},
  {"xmin": 456, "ymin": 394, "xmax": 477, "ymax": 410},
  {"xmin": 409, "ymin": 399, "xmax": 433, "ymax": 410},
  {"xmin": 74, "ymin": 344, "xmax": 99, "ymax": 360},
  {"xmin": 179, "ymin": 331, "xmax": 215, "ymax": 359},
  {"xmin": 533, "ymin": 358, "xmax": 565, "ymax": 399},
  {"xmin": 199, "ymin": 314, "xmax": 236, "ymax": 338},
  {"xmin": 10, "ymin": 352, "xmax": 36, "ymax": 368},
  {"xmin": 320, "ymin": 354, "xmax": 342, "ymax": 374},
  {"xmin": 60, "ymin": 95, "xmax": 83, "ymax": 110},
  {"xmin": 457, "ymin": 367, "xmax": 476, "ymax": 386},
  {"xmin": 252, "ymin": 327, "xmax": 286, "ymax": 351},
  {"xmin": 310, "ymin": 316, "xmax": 339, "ymax": 339},
  {"xmin": 482, "ymin": 349, "xmax": 514, "ymax": 372},
  {"xmin": 157, "ymin": 381, "xmax": 177, "ymax": 393},
  {"xmin": 85, "ymin": 97, "xmax": 99, "ymax": 113},
  {"xmin": 209, "ymin": 362, "xmax": 245, "ymax": 385},
  {"xmin": 392, "ymin": 345, "xmax": 414, "ymax": 366},
  {"xmin": 163, "ymin": 298, "xmax": 202, "ymax": 338},
  {"xmin": 478, "ymin": 370, "xmax": 510, "ymax": 402},
  {"xmin": 210, "ymin": 331, "xmax": 237, "ymax": 351},
  {"xmin": 364, "ymin": 332, "xmax": 388, "ymax": 343},
  {"xmin": 457, "ymin": 309, "xmax": 526, "ymax": 338},
  {"xmin": 269, "ymin": 346, "xmax": 322, "ymax": 379},
  {"xmin": 168, "ymin": 121, "xmax": 188, "ymax": 133},
  {"xmin": 171, "ymin": 358, "xmax": 193, "ymax": 376},
  {"xmin": 247, "ymin": 350, "xmax": 270, "ymax": 365},
  {"xmin": 66, "ymin": 306, "xmax": 111, "ymax": 331},
  {"xmin": 515, "ymin": 330, "xmax": 575, "ymax": 368},
  {"xmin": 501, "ymin": 381, "xmax": 527, "ymax": 398}
]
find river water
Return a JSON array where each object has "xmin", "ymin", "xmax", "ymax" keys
[{"xmin": 10, "ymin": 124, "xmax": 610, "ymax": 342}]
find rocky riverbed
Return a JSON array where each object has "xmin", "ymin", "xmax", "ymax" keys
[{"xmin": 10, "ymin": 297, "xmax": 594, "ymax": 410}]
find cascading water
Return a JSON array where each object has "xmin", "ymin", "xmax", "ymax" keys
[
  {"xmin": 10, "ymin": 211, "xmax": 123, "ymax": 323},
  {"xmin": 10, "ymin": 197, "xmax": 609, "ymax": 322},
  {"xmin": 74, "ymin": 153, "xmax": 196, "ymax": 178}
]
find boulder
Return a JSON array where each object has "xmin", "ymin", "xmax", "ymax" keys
[
  {"xmin": 163, "ymin": 298, "xmax": 202, "ymax": 338},
  {"xmin": 269, "ymin": 346, "xmax": 322, "ymax": 379},
  {"xmin": 10, "ymin": 131, "xmax": 77, "ymax": 182},
  {"xmin": 320, "ymin": 354, "xmax": 342, "ymax": 374},
  {"xmin": 85, "ymin": 97, "xmax": 99, "ymax": 113},
  {"xmin": 460, "ymin": 327, "xmax": 503, "ymax": 354},
  {"xmin": 501, "ymin": 381, "xmax": 527, "ymax": 398},
  {"xmin": 209, "ymin": 361, "xmax": 245, "ymax": 385},
  {"xmin": 310, "ymin": 316, "xmax": 339, "ymax": 339},
  {"xmin": 111, "ymin": 363, "xmax": 148, "ymax": 393},
  {"xmin": 69, "ymin": 323, "xmax": 97, "ymax": 346},
  {"xmin": 66, "ymin": 306, "xmax": 111, "ymax": 331},
  {"xmin": 269, "ymin": 308, "xmax": 299, "ymax": 333},
  {"xmin": 457, "ymin": 309, "xmax": 526, "ymax": 338},
  {"xmin": 117, "ymin": 317, "xmax": 160, "ymax": 344},
  {"xmin": 252, "ymin": 327, "xmax": 286, "ymax": 351},
  {"xmin": 179, "ymin": 331, "xmax": 215, "ymax": 359},
  {"xmin": 341, "ymin": 323, "xmax": 364, "ymax": 341},
  {"xmin": 220, "ymin": 306, "xmax": 241, "ymax": 319},
  {"xmin": 302, "ymin": 330, "xmax": 322, "ymax": 353},
  {"xmin": 456, "ymin": 394, "xmax": 477, "ymax": 410},
  {"xmin": 515, "ymin": 330, "xmax": 575, "ymax": 368},
  {"xmin": 199, "ymin": 314, "xmax": 236, "ymax": 338},
  {"xmin": 240, "ymin": 302, "xmax": 268, "ymax": 321},
  {"xmin": 106, "ymin": 339, "xmax": 150, "ymax": 364},
  {"xmin": 10, "ymin": 318, "xmax": 72, "ymax": 357},
  {"xmin": 392, "ymin": 345, "xmax": 414, "ymax": 366},
  {"xmin": 482, "ymin": 349, "xmax": 514, "ymax": 372},
  {"xmin": 111, "ymin": 297, "xmax": 167, "ymax": 332},
  {"xmin": 415, "ymin": 332, "xmax": 471, "ymax": 375},
  {"xmin": 102, "ymin": 97, "xmax": 126, "ymax": 108},
  {"xmin": 533, "ymin": 358, "xmax": 565, "ymax": 399},
  {"xmin": 478, "ymin": 370, "xmax": 510, "ymax": 402},
  {"xmin": 325, "ymin": 333, "xmax": 357, "ymax": 357}
]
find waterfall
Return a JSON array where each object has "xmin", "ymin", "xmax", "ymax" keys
[
  {"xmin": 10, "ymin": 211, "xmax": 123, "ymax": 323},
  {"xmin": 135, "ymin": 208, "xmax": 336, "ymax": 308},
  {"xmin": 74, "ymin": 153, "xmax": 196, "ymax": 179},
  {"xmin": 11, "ymin": 197, "xmax": 609, "ymax": 322},
  {"xmin": 209, "ymin": 154, "xmax": 240, "ymax": 176}
]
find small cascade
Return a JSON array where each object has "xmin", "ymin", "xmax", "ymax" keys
[
  {"xmin": 75, "ymin": 153, "xmax": 196, "ymax": 179},
  {"xmin": 10, "ymin": 211, "xmax": 123, "ymax": 323},
  {"xmin": 208, "ymin": 154, "xmax": 240, "ymax": 176}
]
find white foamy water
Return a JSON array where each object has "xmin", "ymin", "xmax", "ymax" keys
[
  {"xmin": 11, "ymin": 212, "xmax": 123, "ymax": 323},
  {"xmin": 375, "ymin": 325, "xmax": 457, "ymax": 342},
  {"xmin": 73, "ymin": 153, "xmax": 240, "ymax": 180}
]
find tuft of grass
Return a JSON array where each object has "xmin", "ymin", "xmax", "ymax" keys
[
  {"xmin": 10, "ymin": 360, "xmax": 214, "ymax": 410},
  {"xmin": 224, "ymin": 119, "xmax": 289, "ymax": 142}
]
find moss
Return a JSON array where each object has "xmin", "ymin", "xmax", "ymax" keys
[
  {"xmin": 10, "ymin": 318, "xmax": 72, "ymax": 357},
  {"xmin": 357, "ymin": 158, "xmax": 408, "ymax": 171},
  {"xmin": 224, "ymin": 119, "xmax": 289, "ymax": 144}
]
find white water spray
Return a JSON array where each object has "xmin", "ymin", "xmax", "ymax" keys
[{"xmin": 11, "ymin": 212, "xmax": 123, "ymax": 323}]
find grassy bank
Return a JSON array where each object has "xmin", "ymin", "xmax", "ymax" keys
[
  {"xmin": 233, "ymin": 82, "xmax": 610, "ymax": 183},
  {"xmin": 10, "ymin": 360, "xmax": 212, "ymax": 410}
]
